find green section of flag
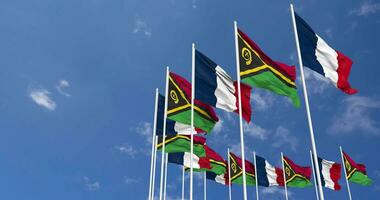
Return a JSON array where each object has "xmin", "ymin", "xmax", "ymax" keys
[
  {"xmin": 349, "ymin": 171, "xmax": 373, "ymax": 186},
  {"xmin": 190, "ymin": 162, "xmax": 226, "ymax": 175},
  {"xmin": 168, "ymin": 110, "xmax": 215, "ymax": 133},
  {"xmin": 158, "ymin": 140, "xmax": 206, "ymax": 157},
  {"xmin": 242, "ymin": 71, "xmax": 300, "ymax": 107},
  {"xmin": 287, "ymin": 176, "xmax": 313, "ymax": 188},
  {"xmin": 231, "ymin": 173, "xmax": 256, "ymax": 186}
]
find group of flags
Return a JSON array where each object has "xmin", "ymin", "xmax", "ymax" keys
[{"xmin": 148, "ymin": 4, "xmax": 372, "ymax": 200}]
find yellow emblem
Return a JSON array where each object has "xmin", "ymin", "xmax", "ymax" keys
[
  {"xmin": 286, "ymin": 167, "xmax": 291, "ymax": 177},
  {"xmin": 345, "ymin": 159, "xmax": 351, "ymax": 171},
  {"xmin": 170, "ymin": 90, "xmax": 179, "ymax": 104},
  {"xmin": 242, "ymin": 47, "xmax": 252, "ymax": 65},
  {"xmin": 231, "ymin": 163, "xmax": 237, "ymax": 173}
]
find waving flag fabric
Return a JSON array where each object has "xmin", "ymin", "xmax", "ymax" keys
[
  {"xmin": 229, "ymin": 152, "xmax": 255, "ymax": 185},
  {"xmin": 157, "ymin": 94, "xmax": 203, "ymax": 135},
  {"xmin": 256, "ymin": 155, "xmax": 284, "ymax": 187},
  {"xmin": 283, "ymin": 156, "xmax": 312, "ymax": 188},
  {"xmin": 195, "ymin": 50, "xmax": 252, "ymax": 122},
  {"xmin": 167, "ymin": 72, "xmax": 219, "ymax": 133},
  {"xmin": 157, "ymin": 135, "xmax": 206, "ymax": 157},
  {"xmin": 317, "ymin": 157, "xmax": 342, "ymax": 190},
  {"xmin": 343, "ymin": 151, "xmax": 373, "ymax": 186},
  {"xmin": 206, "ymin": 171, "xmax": 229, "ymax": 186},
  {"xmin": 294, "ymin": 13, "xmax": 357, "ymax": 94},
  {"xmin": 186, "ymin": 145, "xmax": 227, "ymax": 175},
  {"xmin": 168, "ymin": 152, "xmax": 211, "ymax": 170},
  {"xmin": 237, "ymin": 28, "xmax": 300, "ymax": 107}
]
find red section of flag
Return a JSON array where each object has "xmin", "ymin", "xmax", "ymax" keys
[
  {"xmin": 275, "ymin": 167, "xmax": 285, "ymax": 186},
  {"xmin": 180, "ymin": 135, "xmax": 206, "ymax": 145},
  {"xmin": 233, "ymin": 81, "xmax": 252, "ymax": 123},
  {"xmin": 169, "ymin": 72, "xmax": 219, "ymax": 122},
  {"xmin": 204, "ymin": 145, "xmax": 225, "ymax": 163},
  {"xmin": 336, "ymin": 51, "xmax": 358, "ymax": 95},
  {"xmin": 230, "ymin": 152, "xmax": 255, "ymax": 175},
  {"xmin": 284, "ymin": 156, "xmax": 311, "ymax": 180},
  {"xmin": 238, "ymin": 29, "xmax": 297, "ymax": 81},
  {"xmin": 198, "ymin": 157, "xmax": 212, "ymax": 169},
  {"xmin": 330, "ymin": 162, "xmax": 342, "ymax": 190}
]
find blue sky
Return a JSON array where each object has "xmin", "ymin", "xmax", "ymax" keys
[{"xmin": 0, "ymin": 0, "xmax": 379, "ymax": 199}]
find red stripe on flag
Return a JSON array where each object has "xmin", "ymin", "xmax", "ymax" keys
[
  {"xmin": 233, "ymin": 81, "xmax": 252, "ymax": 123},
  {"xmin": 336, "ymin": 51, "xmax": 358, "ymax": 95},
  {"xmin": 275, "ymin": 167, "xmax": 285, "ymax": 186},
  {"xmin": 343, "ymin": 151, "xmax": 368, "ymax": 174},
  {"xmin": 330, "ymin": 163, "xmax": 342, "ymax": 190},
  {"xmin": 198, "ymin": 157, "xmax": 212, "ymax": 169}
]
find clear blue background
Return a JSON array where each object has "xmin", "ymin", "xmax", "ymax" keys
[{"xmin": 0, "ymin": 0, "xmax": 379, "ymax": 199}]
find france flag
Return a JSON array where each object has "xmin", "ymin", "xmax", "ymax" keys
[
  {"xmin": 195, "ymin": 50, "xmax": 252, "ymax": 122},
  {"xmin": 295, "ymin": 12, "xmax": 357, "ymax": 95}
]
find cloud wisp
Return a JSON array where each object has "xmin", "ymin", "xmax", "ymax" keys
[
  {"xmin": 328, "ymin": 96, "xmax": 380, "ymax": 135},
  {"xmin": 83, "ymin": 176, "xmax": 100, "ymax": 191},
  {"xmin": 29, "ymin": 88, "xmax": 56, "ymax": 111},
  {"xmin": 350, "ymin": 1, "xmax": 380, "ymax": 16},
  {"xmin": 56, "ymin": 79, "xmax": 71, "ymax": 97},
  {"xmin": 132, "ymin": 19, "xmax": 152, "ymax": 38}
]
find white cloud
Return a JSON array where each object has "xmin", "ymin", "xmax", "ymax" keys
[
  {"xmin": 251, "ymin": 91, "xmax": 276, "ymax": 111},
  {"xmin": 261, "ymin": 187, "xmax": 293, "ymax": 197},
  {"xmin": 29, "ymin": 88, "xmax": 56, "ymax": 111},
  {"xmin": 133, "ymin": 19, "xmax": 152, "ymax": 37},
  {"xmin": 328, "ymin": 96, "xmax": 380, "ymax": 135},
  {"xmin": 115, "ymin": 143, "xmax": 138, "ymax": 158},
  {"xmin": 124, "ymin": 177, "xmax": 141, "ymax": 184},
  {"xmin": 244, "ymin": 123, "xmax": 269, "ymax": 140},
  {"xmin": 136, "ymin": 122, "xmax": 153, "ymax": 143},
  {"xmin": 272, "ymin": 126, "xmax": 299, "ymax": 152},
  {"xmin": 83, "ymin": 176, "xmax": 100, "ymax": 191},
  {"xmin": 56, "ymin": 79, "xmax": 71, "ymax": 97},
  {"xmin": 350, "ymin": 1, "xmax": 380, "ymax": 16}
]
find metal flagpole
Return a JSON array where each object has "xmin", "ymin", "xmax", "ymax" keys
[
  {"xmin": 340, "ymin": 146, "xmax": 353, "ymax": 200},
  {"xmin": 228, "ymin": 148, "xmax": 232, "ymax": 200},
  {"xmin": 159, "ymin": 67, "xmax": 170, "ymax": 200},
  {"xmin": 204, "ymin": 171, "xmax": 207, "ymax": 200},
  {"xmin": 253, "ymin": 152, "xmax": 259, "ymax": 200},
  {"xmin": 149, "ymin": 89, "xmax": 159, "ymax": 200},
  {"xmin": 190, "ymin": 43, "xmax": 195, "ymax": 200},
  {"xmin": 281, "ymin": 152, "xmax": 289, "ymax": 200},
  {"xmin": 289, "ymin": 4, "xmax": 325, "ymax": 200},
  {"xmin": 152, "ymin": 135, "xmax": 158, "ymax": 200},
  {"xmin": 233, "ymin": 20, "xmax": 248, "ymax": 200},
  {"xmin": 182, "ymin": 166, "xmax": 185, "ymax": 200},
  {"xmin": 310, "ymin": 150, "xmax": 320, "ymax": 200},
  {"xmin": 164, "ymin": 153, "xmax": 168, "ymax": 200}
]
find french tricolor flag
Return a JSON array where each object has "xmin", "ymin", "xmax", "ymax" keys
[
  {"xmin": 168, "ymin": 152, "xmax": 211, "ymax": 170},
  {"xmin": 195, "ymin": 50, "xmax": 252, "ymax": 122},
  {"xmin": 256, "ymin": 155, "xmax": 284, "ymax": 187},
  {"xmin": 295, "ymin": 12, "xmax": 357, "ymax": 95},
  {"xmin": 317, "ymin": 157, "xmax": 342, "ymax": 190}
]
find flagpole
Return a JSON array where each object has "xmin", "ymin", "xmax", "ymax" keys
[
  {"xmin": 152, "ymin": 135, "xmax": 158, "ymax": 200},
  {"xmin": 253, "ymin": 152, "xmax": 259, "ymax": 200},
  {"xmin": 228, "ymin": 148, "xmax": 232, "ymax": 200},
  {"xmin": 233, "ymin": 20, "xmax": 248, "ymax": 200},
  {"xmin": 310, "ymin": 150, "xmax": 320, "ymax": 200},
  {"xmin": 281, "ymin": 152, "xmax": 289, "ymax": 200},
  {"xmin": 159, "ymin": 67, "xmax": 170, "ymax": 200},
  {"xmin": 190, "ymin": 42, "xmax": 195, "ymax": 200},
  {"xmin": 289, "ymin": 4, "xmax": 325, "ymax": 200},
  {"xmin": 164, "ymin": 153, "xmax": 168, "ymax": 200},
  {"xmin": 149, "ymin": 89, "xmax": 159, "ymax": 200},
  {"xmin": 204, "ymin": 171, "xmax": 207, "ymax": 200},
  {"xmin": 182, "ymin": 166, "xmax": 185, "ymax": 200},
  {"xmin": 340, "ymin": 146, "xmax": 353, "ymax": 200}
]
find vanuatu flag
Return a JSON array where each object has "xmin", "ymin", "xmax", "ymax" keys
[
  {"xmin": 187, "ymin": 145, "xmax": 227, "ymax": 175},
  {"xmin": 229, "ymin": 152, "xmax": 255, "ymax": 185},
  {"xmin": 237, "ymin": 28, "xmax": 300, "ymax": 107},
  {"xmin": 283, "ymin": 156, "xmax": 312, "ymax": 188},
  {"xmin": 167, "ymin": 72, "xmax": 219, "ymax": 133},
  {"xmin": 157, "ymin": 135, "xmax": 206, "ymax": 157},
  {"xmin": 343, "ymin": 151, "xmax": 373, "ymax": 186}
]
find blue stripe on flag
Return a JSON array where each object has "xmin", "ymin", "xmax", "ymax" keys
[
  {"xmin": 317, "ymin": 157, "xmax": 326, "ymax": 187},
  {"xmin": 156, "ymin": 94, "xmax": 177, "ymax": 136},
  {"xmin": 295, "ymin": 12, "xmax": 325, "ymax": 76},
  {"xmin": 195, "ymin": 50, "xmax": 218, "ymax": 107},
  {"xmin": 168, "ymin": 152, "xmax": 185, "ymax": 165},
  {"xmin": 256, "ymin": 155, "xmax": 270, "ymax": 187},
  {"xmin": 206, "ymin": 171, "xmax": 217, "ymax": 180}
]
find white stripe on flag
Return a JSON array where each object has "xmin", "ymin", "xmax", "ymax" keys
[
  {"xmin": 174, "ymin": 122, "xmax": 197, "ymax": 135},
  {"xmin": 215, "ymin": 66, "xmax": 237, "ymax": 112},
  {"xmin": 315, "ymin": 34, "xmax": 339, "ymax": 86},
  {"xmin": 265, "ymin": 161, "xmax": 279, "ymax": 186},
  {"xmin": 321, "ymin": 159, "xmax": 336, "ymax": 190},
  {"xmin": 183, "ymin": 152, "xmax": 201, "ymax": 169},
  {"xmin": 214, "ymin": 174, "xmax": 226, "ymax": 185}
]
